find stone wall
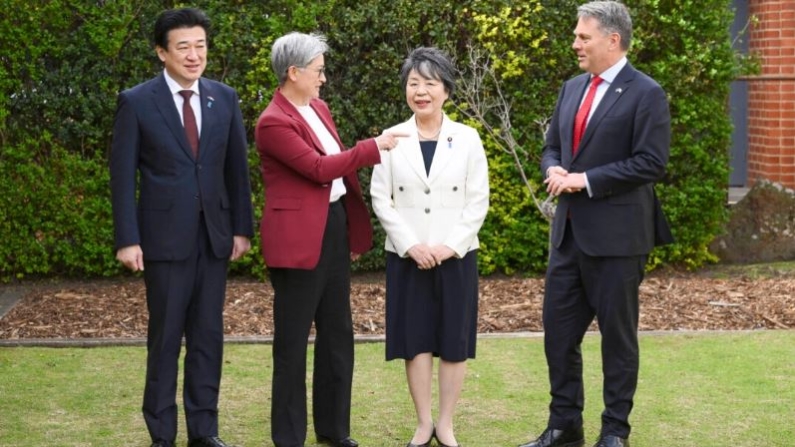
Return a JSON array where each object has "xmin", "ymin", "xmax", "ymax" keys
[{"xmin": 710, "ymin": 180, "xmax": 795, "ymax": 263}]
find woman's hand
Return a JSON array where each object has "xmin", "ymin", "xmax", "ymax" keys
[
  {"xmin": 407, "ymin": 244, "xmax": 437, "ymax": 270},
  {"xmin": 407, "ymin": 244, "xmax": 454, "ymax": 269},
  {"xmin": 375, "ymin": 131, "xmax": 410, "ymax": 151},
  {"xmin": 428, "ymin": 245, "xmax": 456, "ymax": 264}
]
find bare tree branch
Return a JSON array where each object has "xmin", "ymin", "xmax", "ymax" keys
[{"xmin": 455, "ymin": 45, "xmax": 555, "ymax": 221}]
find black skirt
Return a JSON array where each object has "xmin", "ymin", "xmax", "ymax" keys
[{"xmin": 384, "ymin": 250, "xmax": 479, "ymax": 362}]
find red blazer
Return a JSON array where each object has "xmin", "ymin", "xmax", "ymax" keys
[{"xmin": 255, "ymin": 89, "xmax": 380, "ymax": 269}]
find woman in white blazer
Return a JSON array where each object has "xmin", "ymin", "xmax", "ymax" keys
[{"xmin": 371, "ymin": 47, "xmax": 489, "ymax": 447}]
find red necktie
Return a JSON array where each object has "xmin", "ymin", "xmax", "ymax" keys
[
  {"xmin": 179, "ymin": 90, "xmax": 199, "ymax": 157},
  {"xmin": 572, "ymin": 76, "xmax": 603, "ymax": 154}
]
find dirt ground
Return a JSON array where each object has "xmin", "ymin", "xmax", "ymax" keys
[{"xmin": 1, "ymin": 265, "xmax": 794, "ymax": 340}]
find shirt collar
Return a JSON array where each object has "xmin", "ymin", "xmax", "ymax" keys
[
  {"xmin": 163, "ymin": 69, "xmax": 200, "ymax": 96},
  {"xmin": 594, "ymin": 57, "xmax": 628, "ymax": 85}
]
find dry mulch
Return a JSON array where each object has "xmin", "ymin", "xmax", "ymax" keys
[{"xmin": 1, "ymin": 268, "xmax": 794, "ymax": 340}]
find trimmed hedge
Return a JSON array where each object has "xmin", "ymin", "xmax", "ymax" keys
[{"xmin": 0, "ymin": 0, "xmax": 750, "ymax": 280}]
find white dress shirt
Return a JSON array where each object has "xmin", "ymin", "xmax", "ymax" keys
[
  {"xmin": 163, "ymin": 69, "xmax": 202, "ymax": 136},
  {"xmin": 296, "ymin": 104, "xmax": 347, "ymax": 202}
]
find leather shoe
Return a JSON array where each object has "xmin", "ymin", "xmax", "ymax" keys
[
  {"xmin": 187, "ymin": 436, "xmax": 238, "ymax": 447},
  {"xmin": 317, "ymin": 435, "xmax": 359, "ymax": 447},
  {"xmin": 518, "ymin": 427, "xmax": 584, "ymax": 447},
  {"xmin": 433, "ymin": 431, "xmax": 460, "ymax": 447},
  {"xmin": 406, "ymin": 426, "xmax": 434, "ymax": 447},
  {"xmin": 150, "ymin": 442, "xmax": 173, "ymax": 447},
  {"xmin": 592, "ymin": 435, "xmax": 628, "ymax": 447}
]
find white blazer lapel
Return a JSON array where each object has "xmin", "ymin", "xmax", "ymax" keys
[
  {"xmin": 395, "ymin": 117, "xmax": 431, "ymax": 186},
  {"xmin": 427, "ymin": 115, "xmax": 455, "ymax": 184}
]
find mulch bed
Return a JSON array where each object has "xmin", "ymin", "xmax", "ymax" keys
[{"xmin": 1, "ymin": 269, "xmax": 794, "ymax": 340}]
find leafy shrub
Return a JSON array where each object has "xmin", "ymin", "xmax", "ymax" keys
[
  {"xmin": 0, "ymin": 140, "xmax": 116, "ymax": 279},
  {"xmin": 0, "ymin": 0, "xmax": 750, "ymax": 280}
]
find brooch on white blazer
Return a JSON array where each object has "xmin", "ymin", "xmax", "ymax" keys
[{"xmin": 447, "ymin": 136, "xmax": 452, "ymax": 149}]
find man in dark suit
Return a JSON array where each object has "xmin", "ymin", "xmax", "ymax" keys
[
  {"xmin": 519, "ymin": 2, "xmax": 673, "ymax": 447},
  {"xmin": 109, "ymin": 8, "xmax": 253, "ymax": 447}
]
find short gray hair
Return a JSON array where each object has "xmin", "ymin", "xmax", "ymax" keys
[
  {"xmin": 399, "ymin": 47, "xmax": 456, "ymax": 97},
  {"xmin": 578, "ymin": 1, "xmax": 633, "ymax": 51},
  {"xmin": 271, "ymin": 32, "xmax": 329, "ymax": 85}
]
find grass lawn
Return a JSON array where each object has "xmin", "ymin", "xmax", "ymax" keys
[{"xmin": 1, "ymin": 331, "xmax": 793, "ymax": 446}]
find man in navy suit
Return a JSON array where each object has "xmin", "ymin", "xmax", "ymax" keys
[
  {"xmin": 519, "ymin": 2, "xmax": 673, "ymax": 447},
  {"xmin": 110, "ymin": 8, "xmax": 253, "ymax": 447}
]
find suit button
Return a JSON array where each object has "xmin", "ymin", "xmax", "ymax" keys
[
  {"xmin": 452, "ymin": 186, "xmax": 458, "ymax": 191},
  {"xmin": 425, "ymin": 208, "xmax": 430, "ymax": 214},
  {"xmin": 194, "ymin": 194, "xmax": 200, "ymax": 200},
  {"xmin": 197, "ymin": 164, "xmax": 202, "ymax": 170},
  {"xmin": 398, "ymin": 186, "xmax": 404, "ymax": 191},
  {"xmin": 424, "ymin": 187, "xmax": 430, "ymax": 194}
]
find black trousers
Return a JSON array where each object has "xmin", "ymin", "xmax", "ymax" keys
[
  {"xmin": 269, "ymin": 201, "xmax": 354, "ymax": 447},
  {"xmin": 543, "ymin": 222, "xmax": 646, "ymax": 438},
  {"xmin": 142, "ymin": 215, "xmax": 229, "ymax": 443}
]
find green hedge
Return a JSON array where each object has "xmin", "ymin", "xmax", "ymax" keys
[{"xmin": 0, "ymin": 0, "xmax": 750, "ymax": 281}]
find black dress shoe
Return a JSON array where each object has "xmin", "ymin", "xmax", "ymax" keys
[
  {"xmin": 317, "ymin": 435, "xmax": 359, "ymax": 447},
  {"xmin": 406, "ymin": 426, "xmax": 434, "ymax": 447},
  {"xmin": 518, "ymin": 427, "xmax": 585, "ymax": 447},
  {"xmin": 592, "ymin": 435, "xmax": 628, "ymax": 447},
  {"xmin": 405, "ymin": 438, "xmax": 432, "ymax": 447},
  {"xmin": 187, "ymin": 436, "xmax": 238, "ymax": 447},
  {"xmin": 150, "ymin": 442, "xmax": 173, "ymax": 447},
  {"xmin": 432, "ymin": 431, "xmax": 460, "ymax": 447}
]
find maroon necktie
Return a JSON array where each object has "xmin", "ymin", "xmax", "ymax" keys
[
  {"xmin": 179, "ymin": 90, "xmax": 199, "ymax": 157},
  {"xmin": 572, "ymin": 76, "xmax": 603, "ymax": 154}
]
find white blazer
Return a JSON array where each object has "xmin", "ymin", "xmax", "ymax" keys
[{"xmin": 371, "ymin": 114, "xmax": 489, "ymax": 258}]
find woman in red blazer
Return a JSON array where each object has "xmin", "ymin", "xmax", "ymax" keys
[{"xmin": 254, "ymin": 32, "xmax": 403, "ymax": 447}]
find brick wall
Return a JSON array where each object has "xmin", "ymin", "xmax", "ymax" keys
[{"xmin": 747, "ymin": 0, "xmax": 795, "ymax": 188}]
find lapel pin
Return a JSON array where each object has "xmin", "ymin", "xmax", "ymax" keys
[
  {"xmin": 207, "ymin": 96, "xmax": 215, "ymax": 108},
  {"xmin": 447, "ymin": 136, "xmax": 452, "ymax": 149},
  {"xmin": 615, "ymin": 88, "xmax": 622, "ymax": 94}
]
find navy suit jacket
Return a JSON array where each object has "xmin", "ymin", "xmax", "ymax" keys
[
  {"xmin": 110, "ymin": 73, "xmax": 254, "ymax": 261},
  {"xmin": 541, "ymin": 63, "xmax": 673, "ymax": 257}
]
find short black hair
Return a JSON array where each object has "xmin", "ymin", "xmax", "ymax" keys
[
  {"xmin": 153, "ymin": 8, "xmax": 211, "ymax": 50},
  {"xmin": 399, "ymin": 47, "xmax": 456, "ymax": 97}
]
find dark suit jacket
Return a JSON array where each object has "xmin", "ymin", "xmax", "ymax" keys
[
  {"xmin": 255, "ymin": 89, "xmax": 379, "ymax": 269},
  {"xmin": 541, "ymin": 63, "xmax": 673, "ymax": 257},
  {"xmin": 110, "ymin": 73, "xmax": 254, "ymax": 260}
]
